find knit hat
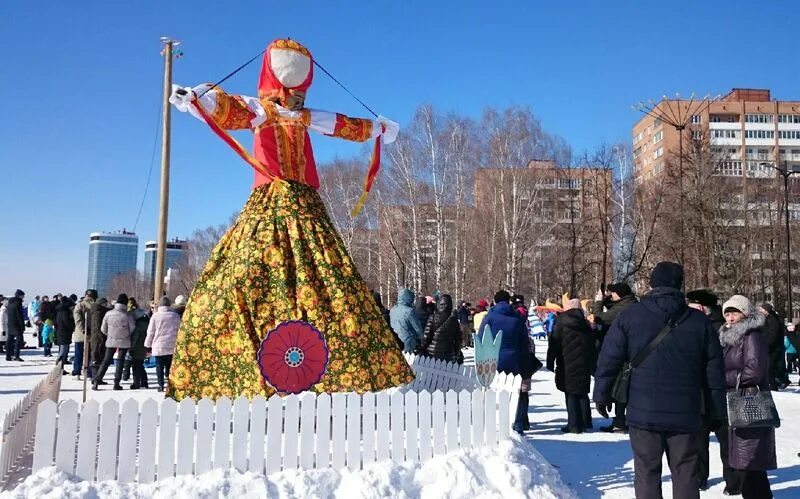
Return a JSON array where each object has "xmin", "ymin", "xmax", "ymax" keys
[
  {"xmin": 493, "ymin": 290, "xmax": 511, "ymax": 304},
  {"xmin": 174, "ymin": 295, "xmax": 187, "ymax": 307},
  {"xmin": 565, "ymin": 298, "xmax": 582, "ymax": 311},
  {"xmin": 116, "ymin": 294, "xmax": 129, "ymax": 306},
  {"xmin": 650, "ymin": 262, "xmax": 684, "ymax": 289},
  {"xmin": 159, "ymin": 296, "xmax": 171, "ymax": 307},
  {"xmin": 686, "ymin": 289, "xmax": 719, "ymax": 308},
  {"xmin": 14, "ymin": 289, "xmax": 24, "ymax": 298},
  {"xmin": 607, "ymin": 282, "xmax": 633, "ymax": 297},
  {"xmin": 722, "ymin": 295, "xmax": 752, "ymax": 316},
  {"xmin": 85, "ymin": 289, "xmax": 98, "ymax": 300},
  {"xmin": 69, "ymin": 294, "xmax": 78, "ymax": 302},
  {"xmin": 760, "ymin": 302, "xmax": 774, "ymax": 314},
  {"xmin": 425, "ymin": 295, "xmax": 435, "ymax": 305}
]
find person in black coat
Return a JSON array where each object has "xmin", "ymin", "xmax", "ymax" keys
[
  {"xmin": 5, "ymin": 290, "xmax": 26, "ymax": 361},
  {"xmin": 54, "ymin": 296, "xmax": 75, "ymax": 372},
  {"xmin": 592, "ymin": 282, "xmax": 638, "ymax": 433},
  {"xmin": 758, "ymin": 303, "xmax": 789, "ymax": 390},
  {"xmin": 686, "ymin": 288, "xmax": 729, "ymax": 491},
  {"xmin": 593, "ymin": 262, "xmax": 726, "ymax": 499},
  {"xmin": 371, "ymin": 290, "xmax": 403, "ymax": 350},
  {"xmin": 547, "ymin": 300, "xmax": 596, "ymax": 433},
  {"xmin": 418, "ymin": 294, "xmax": 462, "ymax": 364},
  {"xmin": 415, "ymin": 297, "xmax": 434, "ymax": 331}
]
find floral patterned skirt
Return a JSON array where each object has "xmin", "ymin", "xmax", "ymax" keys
[{"xmin": 167, "ymin": 181, "xmax": 414, "ymax": 400}]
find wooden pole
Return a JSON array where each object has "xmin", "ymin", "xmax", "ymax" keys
[{"xmin": 154, "ymin": 38, "xmax": 174, "ymax": 305}]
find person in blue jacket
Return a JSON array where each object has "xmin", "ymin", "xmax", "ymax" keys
[
  {"xmin": 479, "ymin": 290, "xmax": 534, "ymax": 434},
  {"xmin": 786, "ymin": 335, "xmax": 798, "ymax": 373},
  {"xmin": 390, "ymin": 288, "xmax": 423, "ymax": 353}
]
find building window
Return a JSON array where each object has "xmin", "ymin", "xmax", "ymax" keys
[
  {"xmin": 745, "ymin": 114, "xmax": 774, "ymax": 123},
  {"xmin": 745, "ymin": 130, "xmax": 775, "ymax": 139},
  {"xmin": 652, "ymin": 147, "xmax": 664, "ymax": 160},
  {"xmin": 716, "ymin": 160, "xmax": 743, "ymax": 177},
  {"xmin": 713, "ymin": 129, "xmax": 741, "ymax": 139},
  {"xmin": 653, "ymin": 118, "xmax": 662, "ymax": 128},
  {"xmin": 691, "ymin": 115, "xmax": 702, "ymax": 124},
  {"xmin": 779, "ymin": 130, "xmax": 800, "ymax": 140},
  {"xmin": 692, "ymin": 130, "xmax": 702, "ymax": 140},
  {"xmin": 654, "ymin": 162, "xmax": 664, "ymax": 174},
  {"xmin": 653, "ymin": 130, "xmax": 664, "ymax": 144},
  {"xmin": 778, "ymin": 114, "xmax": 800, "ymax": 123},
  {"xmin": 633, "ymin": 146, "xmax": 642, "ymax": 158}
]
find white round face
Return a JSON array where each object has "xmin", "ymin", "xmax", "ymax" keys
[{"xmin": 270, "ymin": 48, "xmax": 311, "ymax": 88}]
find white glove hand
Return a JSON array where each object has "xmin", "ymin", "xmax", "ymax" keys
[
  {"xmin": 169, "ymin": 85, "xmax": 197, "ymax": 112},
  {"xmin": 377, "ymin": 115, "xmax": 400, "ymax": 144}
]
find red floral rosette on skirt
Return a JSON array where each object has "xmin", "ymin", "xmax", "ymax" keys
[{"xmin": 257, "ymin": 321, "xmax": 329, "ymax": 394}]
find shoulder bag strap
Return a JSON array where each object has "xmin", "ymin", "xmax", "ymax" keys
[{"xmin": 630, "ymin": 307, "xmax": 691, "ymax": 369}]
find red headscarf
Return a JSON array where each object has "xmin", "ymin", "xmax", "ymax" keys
[{"xmin": 257, "ymin": 39, "xmax": 314, "ymax": 108}]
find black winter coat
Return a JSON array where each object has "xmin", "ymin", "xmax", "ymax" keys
[
  {"xmin": 419, "ymin": 296, "xmax": 462, "ymax": 364},
  {"xmin": 762, "ymin": 311, "xmax": 787, "ymax": 381},
  {"xmin": 592, "ymin": 294, "xmax": 637, "ymax": 347},
  {"xmin": 55, "ymin": 299, "xmax": 76, "ymax": 345},
  {"xmin": 6, "ymin": 297, "xmax": 26, "ymax": 336},
  {"xmin": 39, "ymin": 301, "xmax": 54, "ymax": 323},
  {"xmin": 719, "ymin": 315, "xmax": 777, "ymax": 471},
  {"xmin": 547, "ymin": 309, "xmax": 597, "ymax": 394},
  {"xmin": 593, "ymin": 287, "xmax": 726, "ymax": 433},
  {"xmin": 89, "ymin": 299, "xmax": 110, "ymax": 358}
]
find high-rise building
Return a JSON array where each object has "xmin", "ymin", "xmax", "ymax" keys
[
  {"xmin": 87, "ymin": 230, "xmax": 139, "ymax": 299},
  {"xmin": 143, "ymin": 238, "xmax": 187, "ymax": 294},
  {"xmin": 631, "ymin": 88, "xmax": 800, "ymax": 316}
]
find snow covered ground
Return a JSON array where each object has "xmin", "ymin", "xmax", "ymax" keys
[
  {"xmin": 3, "ymin": 334, "xmax": 800, "ymax": 497},
  {"xmin": 524, "ymin": 338, "xmax": 800, "ymax": 498}
]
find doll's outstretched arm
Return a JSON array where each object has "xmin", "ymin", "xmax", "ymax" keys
[{"xmin": 170, "ymin": 83, "xmax": 269, "ymax": 130}]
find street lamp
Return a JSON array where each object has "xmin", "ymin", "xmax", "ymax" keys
[
  {"xmin": 633, "ymin": 93, "xmax": 715, "ymax": 270},
  {"xmin": 760, "ymin": 161, "xmax": 800, "ymax": 320}
]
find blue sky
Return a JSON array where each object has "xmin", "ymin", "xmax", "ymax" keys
[{"xmin": 1, "ymin": 1, "xmax": 798, "ymax": 299}]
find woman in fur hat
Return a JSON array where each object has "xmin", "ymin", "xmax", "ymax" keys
[{"xmin": 719, "ymin": 295, "xmax": 776, "ymax": 498}]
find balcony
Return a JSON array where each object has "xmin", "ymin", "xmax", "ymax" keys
[{"xmin": 709, "ymin": 122, "xmax": 741, "ymax": 131}]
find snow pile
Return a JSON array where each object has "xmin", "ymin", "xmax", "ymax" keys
[{"xmin": 3, "ymin": 435, "xmax": 575, "ymax": 499}]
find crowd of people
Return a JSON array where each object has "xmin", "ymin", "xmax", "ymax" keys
[
  {"xmin": 0, "ymin": 289, "xmax": 186, "ymax": 393},
  {"xmin": 383, "ymin": 261, "xmax": 793, "ymax": 499}
]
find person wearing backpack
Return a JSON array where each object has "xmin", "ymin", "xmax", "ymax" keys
[{"xmin": 593, "ymin": 262, "xmax": 726, "ymax": 499}]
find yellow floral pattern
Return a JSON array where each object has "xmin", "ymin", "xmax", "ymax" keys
[{"xmin": 167, "ymin": 180, "xmax": 414, "ymax": 400}]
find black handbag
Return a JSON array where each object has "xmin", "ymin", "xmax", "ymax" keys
[
  {"xmin": 726, "ymin": 375, "xmax": 781, "ymax": 429},
  {"xmin": 611, "ymin": 308, "xmax": 689, "ymax": 404}
]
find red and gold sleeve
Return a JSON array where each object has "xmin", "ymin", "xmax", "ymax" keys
[
  {"xmin": 330, "ymin": 113, "xmax": 375, "ymax": 142},
  {"xmin": 207, "ymin": 90, "xmax": 257, "ymax": 130}
]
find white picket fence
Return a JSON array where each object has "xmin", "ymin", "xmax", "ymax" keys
[
  {"xmin": 0, "ymin": 364, "xmax": 62, "ymax": 490},
  {"xmin": 33, "ymin": 388, "xmax": 513, "ymax": 482},
  {"xmin": 402, "ymin": 352, "xmax": 522, "ymax": 393}
]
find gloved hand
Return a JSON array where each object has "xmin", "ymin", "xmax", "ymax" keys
[
  {"xmin": 169, "ymin": 85, "xmax": 197, "ymax": 112},
  {"xmin": 596, "ymin": 402, "xmax": 612, "ymax": 419},
  {"xmin": 377, "ymin": 115, "xmax": 400, "ymax": 144}
]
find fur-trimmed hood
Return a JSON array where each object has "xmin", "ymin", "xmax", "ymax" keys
[{"xmin": 719, "ymin": 313, "xmax": 765, "ymax": 347}]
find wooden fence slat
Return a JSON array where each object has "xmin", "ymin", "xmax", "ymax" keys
[
  {"xmin": 232, "ymin": 397, "xmax": 250, "ymax": 473},
  {"xmin": 404, "ymin": 391, "xmax": 418, "ymax": 463},
  {"xmin": 375, "ymin": 391, "xmax": 390, "ymax": 462},
  {"xmin": 75, "ymin": 400, "xmax": 99, "ymax": 481},
  {"xmin": 472, "ymin": 389, "xmax": 484, "ymax": 447},
  {"xmin": 213, "ymin": 397, "xmax": 232, "ymax": 470},
  {"xmin": 248, "ymin": 396, "xmax": 267, "ymax": 474},
  {"xmin": 54, "ymin": 400, "xmax": 79, "ymax": 474},
  {"xmin": 283, "ymin": 395, "xmax": 300, "ymax": 471},
  {"xmin": 431, "ymin": 391, "xmax": 445, "ymax": 456},
  {"xmin": 361, "ymin": 392, "xmax": 376, "ymax": 467},
  {"xmin": 137, "ymin": 399, "xmax": 158, "ymax": 484},
  {"xmin": 331, "ymin": 393, "xmax": 347, "ymax": 470},
  {"xmin": 445, "ymin": 390, "xmax": 459, "ymax": 452},
  {"xmin": 157, "ymin": 398, "xmax": 177, "ymax": 480},
  {"xmin": 485, "ymin": 389, "xmax": 497, "ymax": 448},
  {"xmin": 298, "ymin": 393, "xmax": 316, "ymax": 471},
  {"xmin": 417, "ymin": 391, "xmax": 432, "ymax": 462},
  {"xmin": 96, "ymin": 400, "xmax": 120, "ymax": 481},
  {"xmin": 390, "ymin": 391, "xmax": 405, "ymax": 463},
  {"xmin": 314, "ymin": 393, "xmax": 331, "ymax": 469},
  {"xmin": 32, "ymin": 400, "xmax": 57, "ymax": 472},
  {"xmin": 458, "ymin": 390, "xmax": 472, "ymax": 449},
  {"xmin": 266, "ymin": 395, "xmax": 283, "ymax": 474},
  {"xmin": 195, "ymin": 399, "xmax": 214, "ymax": 476},
  {"xmin": 117, "ymin": 399, "xmax": 140, "ymax": 483},
  {"xmin": 177, "ymin": 398, "xmax": 196, "ymax": 476},
  {"xmin": 346, "ymin": 393, "xmax": 361, "ymax": 471},
  {"xmin": 497, "ymin": 390, "xmax": 511, "ymax": 440}
]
